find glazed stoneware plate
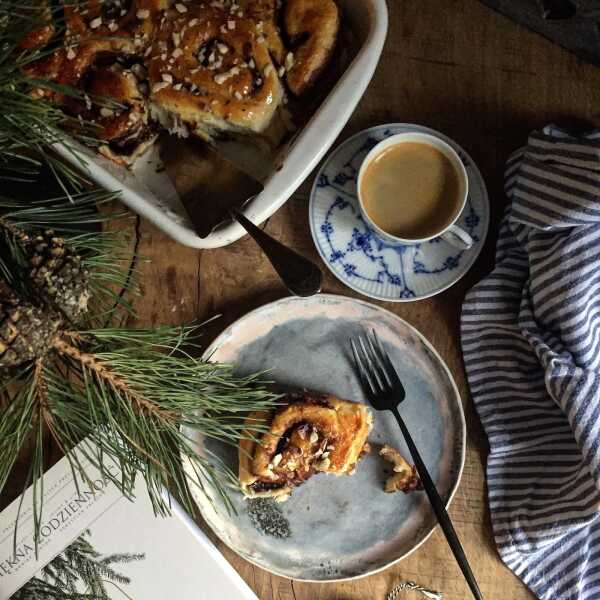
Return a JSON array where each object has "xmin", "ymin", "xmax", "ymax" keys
[
  {"xmin": 184, "ymin": 294, "xmax": 466, "ymax": 581},
  {"xmin": 309, "ymin": 124, "xmax": 490, "ymax": 302}
]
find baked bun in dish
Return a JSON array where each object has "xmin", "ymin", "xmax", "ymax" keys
[
  {"xmin": 20, "ymin": 0, "xmax": 342, "ymax": 165},
  {"xmin": 283, "ymin": 0, "xmax": 340, "ymax": 96},
  {"xmin": 239, "ymin": 390, "xmax": 373, "ymax": 501},
  {"xmin": 240, "ymin": 0, "xmax": 285, "ymax": 64},
  {"xmin": 147, "ymin": 3, "xmax": 283, "ymax": 140},
  {"xmin": 56, "ymin": 53, "xmax": 156, "ymax": 166}
]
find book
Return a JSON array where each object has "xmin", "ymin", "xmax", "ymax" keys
[{"xmin": 0, "ymin": 443, "xmax": 257, "ymax": 600}]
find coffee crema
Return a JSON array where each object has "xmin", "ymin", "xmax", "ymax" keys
[{"xmin": 360, "ymin": 142, "xmax": 463, "ymax": 239}]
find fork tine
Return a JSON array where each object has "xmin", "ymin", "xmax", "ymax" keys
[
  {"xmin": 357, "ymin": 335, "xmax": 385, "ymax": 394},
  {"xmin": 364, "ymin": 333, "xmax": 393, "ymax": 390},
  {"xmin": 350, "ymin": 338, "xmax": 377, "ymax": 398},
  {"xmin": 370, "ymin": 330, "xmax": 406, "ymax": 395}
]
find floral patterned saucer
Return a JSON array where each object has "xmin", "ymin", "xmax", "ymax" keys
[{"xmin": 309, "ymin": 124, "xmax": 489, "ymax": 302}]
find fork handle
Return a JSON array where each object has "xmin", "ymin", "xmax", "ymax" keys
[{"xmin": 391, "ymin": 407, "xmax": 484, "ymax": 600}]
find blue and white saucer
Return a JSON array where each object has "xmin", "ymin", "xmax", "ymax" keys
[{"xmin": 309, "ymin": 124, "xmax": 490, "ymax": 302}]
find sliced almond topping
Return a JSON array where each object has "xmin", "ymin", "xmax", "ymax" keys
[
  {"xmin": 213, "ymin": 66, "xmax": 239, "ymax": 84},
  {"xmin": 136, "ymin": 8, "xmax": 150, "ymax": 19},
  {"xmin": 152, "ymin": 81, "xmax": 169, "ymax": 92},
  {"xmin": 316, "ymin": 457, "xmax": 331, "ymax": 471},
  {"xmin": 272, "ymin": 453, "xmax": 283, "ymax": 467},
  {"xmin": 89, "ymin": 17, "xmax": 102, "ymax": 29},
  {"xmin": 172, "ymin": 48, "xmax": 183, "ymax": 58},
  {"xmin": 309, "ymin": 430, "xmax": 319, "ymax": 444},
  {"xmin": 161, "ymin": 73, "xmax": 173, "ymax": 83},
  {"xmin": 227, "ymin": 19, "xmax": 235, "ymax": 29},
  {"xmin": 285, "ymin": 52, "xmax": 294, "ymax": 71},
  {"xmin": 174, "ymin": 3, "xmax": 187, "ymax": 12}
]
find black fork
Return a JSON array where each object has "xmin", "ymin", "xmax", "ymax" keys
[{"xmin": 351, "ymin": 331, "xmax": 484, "ymax": 600}]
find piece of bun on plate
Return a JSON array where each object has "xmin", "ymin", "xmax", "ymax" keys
[{"xmin": 239, "ymin": 390, "xmax": 373, "ymax": 501}]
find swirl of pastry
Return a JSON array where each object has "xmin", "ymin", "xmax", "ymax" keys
[
  {"xmin": 147, "ymin": 3, "xmax": 283, "ymax": 140},
  {"xmin": 283, "ymin": 0, "xmax": 340, "ymax": 96},
  {"xmin": 240, "ymin": 0, "xmax": 285, "ymax": 65},
  {"xmin": 22, "ymin": 0, "xmax": 161, "ymax": 100},
  {"xmin": 61, "ymin": 53, "xmax": 156, "ymax": 165},
  {"xmin": 239, "ymin": 391, "xmax": 373, "ymax": 501}
]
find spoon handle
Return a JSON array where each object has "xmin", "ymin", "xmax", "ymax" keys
[{"xmin": 231, "ymin": 208, "xmax": 323, "ymax": 297}]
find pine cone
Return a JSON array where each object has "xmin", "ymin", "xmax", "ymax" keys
[
  {"xmin": 26, "ymin": 231, "xmax": 90, "ymax": 322},
  {"xmin": 0, "ymin": 296, "xmax": 63, "ymax": 368}
]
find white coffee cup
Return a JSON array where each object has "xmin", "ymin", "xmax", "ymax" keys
[{"xmin": 356, "ymin": 132, "xmax": 473, "ymax": 250}]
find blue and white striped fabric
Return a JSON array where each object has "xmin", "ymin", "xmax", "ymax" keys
[{"xmin": 461, "ymin": 125, "xmax": 600, "ymax": 600}]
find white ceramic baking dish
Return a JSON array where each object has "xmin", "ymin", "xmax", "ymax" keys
[{"xmin": 54, "ymin": 0, "xmax": 388, "ymax": 249}]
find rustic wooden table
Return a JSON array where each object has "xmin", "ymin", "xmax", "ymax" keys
[
  {"xmin": 4, "ymin": 0, "xmax": 600, "ymax": 599},
  {"xmin": 126, "ymin": 1, "xmax": 600, "ymax": 599}
]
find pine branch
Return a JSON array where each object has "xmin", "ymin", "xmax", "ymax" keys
[
  {"xmin": 49, "ymin": 326, "xmax": 277, "ymax": 516},
  {"xmin": 0, "ymin": 3, "xmax": 278, "ymax": 561},
  {"xmin": 0, "ymin": 209, "xmax": 136, "ymax": 319},
  {"xmin": 54, "ymin": 337, "xmax": 176, "ymax": 421},
  {"xmin": 1, "ymin": 323, "xmax": 278, "ymax": 549}
]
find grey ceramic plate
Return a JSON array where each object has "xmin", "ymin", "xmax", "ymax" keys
[{"xmin": 184, "ymin": 294, "xmax": 466, "ymax": 581}]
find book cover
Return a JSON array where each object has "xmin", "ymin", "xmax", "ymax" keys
[{"xmin": 0, "ymin": 444, "xmax": 257, "ymax": 600}]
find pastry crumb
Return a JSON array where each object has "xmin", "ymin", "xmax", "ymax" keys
[{"xmin": 379, "ymin": 444, "xmax": 422, "ymax": 494}]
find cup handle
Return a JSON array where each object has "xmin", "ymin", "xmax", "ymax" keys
[{"xmin": 439, "ymin": 224, "xmax": 474, "ymax": 250}]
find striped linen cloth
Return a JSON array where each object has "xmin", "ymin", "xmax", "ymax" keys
[{"xmin": 461, "ymin": 125, "xmax": 600, "ymax": 599}]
